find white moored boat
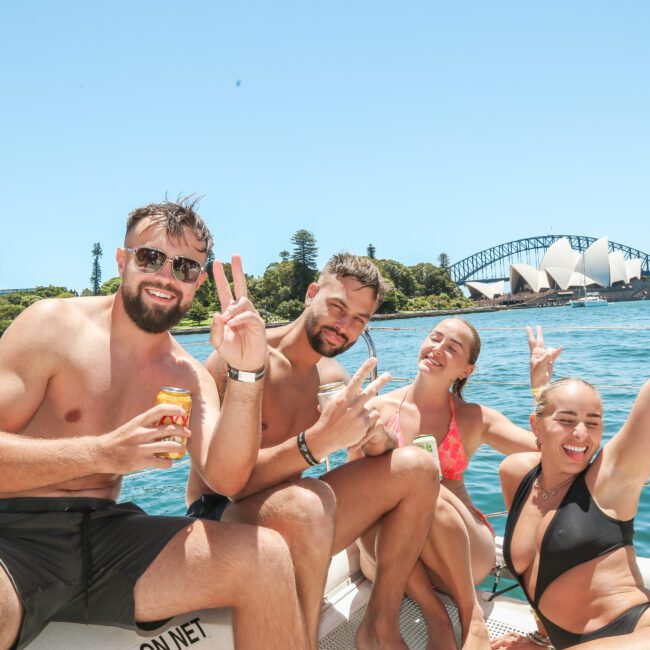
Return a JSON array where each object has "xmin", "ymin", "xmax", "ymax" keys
[{"xmin": 570, "ymin": 292, "xmax": 608, "ymax": 308}]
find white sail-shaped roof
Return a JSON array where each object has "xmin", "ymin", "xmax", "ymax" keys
[
  {"xmin": 510, "ymin": 264, "xmax": 549, "ymax": 293},
  {"xmin": 544, "ymin": 266, "xmax": 574, "ymax": 290},
  {"xmin": 576, "ymin": 237, "xmax": 610, "ymax": 287},
  {"xmin": 504, "ymin": 236, "xmax": 644, "ymax": 295},
  {"xmin": 626, "ymin": 259, "xmax": 642, "ymax": 281},
  {"xmin": 609, "ymin": 250, "xmax": 628, "ymax": 285},
  {"xmin": 568, "ymin": 271, "xmax": 599, "ymax": 288},
  {"xmin": 466, "ymin": 281, "xmax": 505, "ymax": 300},
  {"xmin": 540, "ymin": 238, "xmax": 581, "ymax": 272}
]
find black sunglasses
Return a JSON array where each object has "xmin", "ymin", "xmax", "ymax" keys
[{"xmin": 125, "ymin": 247, "xmax": 205, "ymax": 283}]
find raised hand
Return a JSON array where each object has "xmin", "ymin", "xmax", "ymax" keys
[
  {"xmin": 210, "ymin": 255, "xmax": 267, "ymax": 371},
  {"xmin": 307, "ymin": 358, "xmax": 392, "ymax": 458},
  {"xmin": 97, "ymin": 403, "xmax": 191, "ymax": 474},
  {"xmin": 527, "ymin": 325, "xmax": 562, "ymax": 390}
]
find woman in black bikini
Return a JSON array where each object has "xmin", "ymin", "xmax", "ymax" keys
[{"xmin": 493, "ymin": 357, "xmax": 650, "ymax": 648}]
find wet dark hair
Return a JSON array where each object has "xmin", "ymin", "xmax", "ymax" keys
[
  {"xmin": 534, "ymin": 377, "xmax": 599, "ymax": 417},
  {"xmin": 126, "ymin": 195, "xmax": 213, "ymax": 257},
  {"xmin": 321, "ymin": 253, "xmax": 389, "ymax": 304},
  {"xmin": 446, "ymin": 318, "xmax": 481, "ymax": 399}
]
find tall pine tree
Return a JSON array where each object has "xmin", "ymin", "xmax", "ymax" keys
[
  {"xmin": 290, "ymin": 230, "xmax": 318, "ymax": 299},
  {"xmin": 90, "ymin": 243, "xmax": 103, "ymax": 295}
]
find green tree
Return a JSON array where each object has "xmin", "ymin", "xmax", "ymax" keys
[
  {"xmin": 290, "ymin": 230, "xmax": 318, "ymax": 300},
  {"xmin": 99, "ymin": 277, "xmax": 122, "ymax": 295},
  {"xmin": 206, "ymin": 250, "xmax": 215, "ymax": 284},
  {"xmin": 279, "ymin": 250, "xmax": 290, "ymax": 262},
  {"xmin": 274, "ymin": 299, "xmax": 305, "ymax": 321},
  {"xmin": 187, "ymin": 302, "xmax": 210, "ymax": 324},
  {"xmin": 194, "ymin": 277, "xmax": 216, "ymax": 312},
  {"xmin": 249, "ymin": 261, "xmax": 293, "ymax": 314},
  {"xmin": 34, "ymin": 286, "xmax": 78, "ymax": 298},
  {"xmin": 376, "ymin": 288, "xmax": 407, "ymax": 314},
  {"xmin": 374, "ymin": 259, "xmax": 416, "ymax": 297},
  {"xmin": 367, "ymin": 244, "xmax": 376, "ymax": 260},
  {"xmin": 90, "ymin": 243, "xmax": 103, "ymax": 295},
  {"xmin": 438, "ymin": 252, "xmax": 450, "ymax": 272}
]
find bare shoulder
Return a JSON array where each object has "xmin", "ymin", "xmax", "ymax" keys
[
  {"xmin": 499, "ymin": 452, "xmax": 539, "ymax": 507},
  {"xmin": 1, "ymin": 296, "xmax": 106, "ymax": 352},
  {"xmin": 499, "ymin": 452, "xmax": 539, "ymax": 483},
  {"xmin": 316, "ymin": 356, "xmax": 349, "ymax": 384}
]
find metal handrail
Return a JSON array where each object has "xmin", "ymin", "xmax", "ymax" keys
[{"xmin": 360, "ymin": 327, "xmax": 378, "ymax": 381}]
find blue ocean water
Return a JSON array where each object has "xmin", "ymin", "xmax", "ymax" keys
[{"xmin": 122, "ymin": 301, "xmax": 650, "ymax": 553}]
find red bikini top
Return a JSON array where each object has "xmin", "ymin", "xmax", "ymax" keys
[{"xmin": 386, "ymin": 391, "xmax": 468, "ymax": 481}]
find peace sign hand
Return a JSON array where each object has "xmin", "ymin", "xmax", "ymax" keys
[
  {"xmin": 307, "ymin": 358, "xmax": 392, "ymax": 459},
  {"xmin": 527, "ymin": 325, "xmax": 562, "ymax": 390},
  {"xmin": 210, "ymin": 255, "xmax": 267, "ymax": 371}
]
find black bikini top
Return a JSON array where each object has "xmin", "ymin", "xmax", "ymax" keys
[{"xmin": 503, "ymin": 463, "xmax": 634, "ymax": 606}]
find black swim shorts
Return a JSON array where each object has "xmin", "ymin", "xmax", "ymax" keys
[
  {"xmin": 0, "ymin": 497, "xmax": 193, "ymax": 649},
  {"xmin": 186, "ymin": 492, "xmax": 231, "ymax": 521}
]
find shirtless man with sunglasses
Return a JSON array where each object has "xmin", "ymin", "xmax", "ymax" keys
[{"xmin": 0, "ymin": 199, "xmax": 332, "ymax": 650}]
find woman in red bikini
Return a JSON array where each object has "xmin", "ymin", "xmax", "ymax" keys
[{"xmin": 354, "ymin": 319, "xmax": 559, "ymax": 649}]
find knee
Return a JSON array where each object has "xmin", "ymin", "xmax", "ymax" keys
[
  {"xmin": 266, "ymin": 480, "xmax": 336, "ymax": 548},
  {"xmin": 392, "ymin": 446, "xmax": 440, "ymax": 493},
  {"xmin": 433, "ymin": 499, "xmax": 466, "ymax": 536}
]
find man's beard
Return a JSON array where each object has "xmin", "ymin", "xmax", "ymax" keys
[
  {"xmin": 303, "ymin": 311, "xmax": 353, "ymax": 358},
  {"xmin": 121, "ymin": 282, "xmax": 188, "ymax": 333}
]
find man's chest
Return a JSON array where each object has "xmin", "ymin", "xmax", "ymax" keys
[
  {"xmin": 28, "ymin": 343, "xmax": 199, "ymax": 438},
  {"xmin": 261, "ymin": 374, "xmax": 321, "ymax": 447}
]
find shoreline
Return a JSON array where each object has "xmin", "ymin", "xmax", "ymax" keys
[
  {"xmin": 171, "ymin": 303, "xmax": 523, "ymax": 335},
  {"xmin": 171, "ymin": 286, "xmax": 649, "ymax": 335}
]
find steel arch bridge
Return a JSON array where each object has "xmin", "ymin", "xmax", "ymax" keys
[{"xmin": 449, "ymin": 235, "xmax": 650, "ymax": 285}]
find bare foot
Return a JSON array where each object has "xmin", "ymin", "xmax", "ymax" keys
[{"xmin": 355, "ymin": 619, "xmax": 409, "ymax": 650}]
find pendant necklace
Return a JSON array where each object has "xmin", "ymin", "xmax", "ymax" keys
[{"xmin": 534, "ymin": 472, "xmax": 575, "ymax": 500}]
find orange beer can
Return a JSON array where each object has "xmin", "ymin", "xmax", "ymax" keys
[{"xmin": 155, "ymin": 387, "xmax": 192, "ymax": 460}]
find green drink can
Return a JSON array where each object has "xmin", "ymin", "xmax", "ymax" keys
[
  {"xmin": 413, "ymin": 434, "xmax": 438, "ymax": 455},
  {"xmin": 412, "ymin": 435, "xmax": 442, "ymax": 478}
]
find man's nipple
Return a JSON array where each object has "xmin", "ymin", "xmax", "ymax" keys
[{"xmin": 64, "ymin": 409, "xmax": 82, "ymax": 423}]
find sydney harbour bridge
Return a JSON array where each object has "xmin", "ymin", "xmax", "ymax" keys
[{"xmin": 449, "ymin": 235, "xmax": 650, "ymax": 286}]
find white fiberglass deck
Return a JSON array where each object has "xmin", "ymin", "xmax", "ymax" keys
[{"xmin": 27, "ymin": 538, "xmax": 536, "ymax": 650}]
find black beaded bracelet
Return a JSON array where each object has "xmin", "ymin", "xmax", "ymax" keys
[{"xmin": 297, "ymin": 431, "xmax": 319, "ymax": 466}]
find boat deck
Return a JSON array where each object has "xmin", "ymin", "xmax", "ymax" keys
[
  {"xmin": 319, "ymin": 575, "xmax": 534, "ymax": 649},
  {"xmin": 27, "ymin": 538, "xmax": 536, "ymax": 649}
]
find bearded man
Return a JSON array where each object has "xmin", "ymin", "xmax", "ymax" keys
[{"xmin": 194, "ymin": 253, "xmax": 440, "ymax": 650}]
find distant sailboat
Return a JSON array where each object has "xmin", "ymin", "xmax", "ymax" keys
[{"xmin": 569, "ymin": 242, "xmax": 608, "ymax": 308}]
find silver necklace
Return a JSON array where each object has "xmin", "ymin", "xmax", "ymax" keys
[{"xmin": 534, "ymin": 472, "xmax": 575, "ymax": 500}]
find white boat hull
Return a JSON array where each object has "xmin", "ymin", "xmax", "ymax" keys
[{"xmin": 27, "ymin": 537, "xmax": 650, "ymax": 648}]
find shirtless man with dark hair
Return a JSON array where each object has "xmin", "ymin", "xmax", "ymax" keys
[
  {"xmin": 194, "ymin": 252, "xmax": 441, "ymax": 650},
  {"xmin": 0, "ymin": 199, "xmax": 333, "ymax": 650}
]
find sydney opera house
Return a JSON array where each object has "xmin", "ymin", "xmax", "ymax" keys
[{"xmin": 467, "ymin": 237, "xmax": 644, "ymax": 299}]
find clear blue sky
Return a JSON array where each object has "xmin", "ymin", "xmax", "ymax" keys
[{"xmin": 2, "ymin": 1, "xmax": 649, "ymax": 293}]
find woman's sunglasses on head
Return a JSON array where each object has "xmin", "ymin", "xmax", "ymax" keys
[{"xmin": 124, "ymin": 247, "xmax": 205, "ymax": 283}]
